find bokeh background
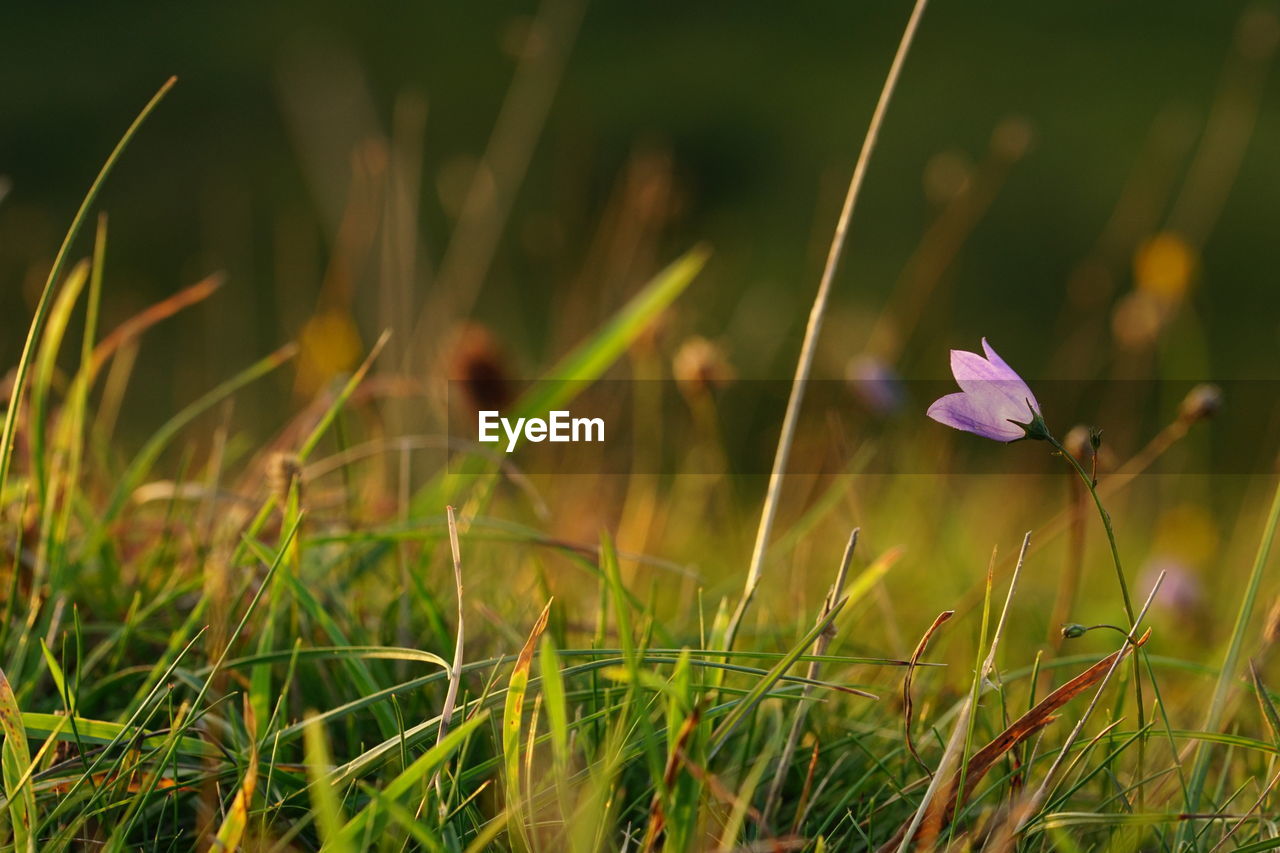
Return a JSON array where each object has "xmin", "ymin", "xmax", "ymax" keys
[{"xmin": 3, "ymin": 1, "xmax": 1278, "ymax": 422}]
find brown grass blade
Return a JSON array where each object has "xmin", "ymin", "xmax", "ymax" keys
[
  {"xmin": 904, "ymin": 610, "xmax": 955, "ymax": 774},
  {"xmin": 881, "ymin": 628, "xmax": 1150, "ymax": 850}
]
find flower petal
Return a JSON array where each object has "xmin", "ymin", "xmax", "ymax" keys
[
  {"xmin": 950, "ymin": 345, "xmax": 1038, "ymax": 418},
  {"xmin": 982, "ymin": 338, "xmax": 1040, "ymax": 414},
  {"xmin": 926, "ymin": 392, "xmax": 1025, "ymax": 442},
  {"xmin": 980, "ymin": 337, "xmax": 1013, "ymax": 373}
]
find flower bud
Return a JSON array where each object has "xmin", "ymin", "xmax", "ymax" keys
[
  {"xmin": 674, "ymin": 336, "xmax": 734, "ymax": 399},
  {"xmin": 446, "ymin": 323, "xmax": 513, "ymax": 414},
  {"xmin": 1061, "ymin": 623, "xmax": 1088, "ymax": 640},
  {"xmin": 1178, "ymin": 383, "xmax": 1222, "ymax": 425},
  {"xmin": 270, "ymin": 452, "xmax": 303, "ymax": 505}
]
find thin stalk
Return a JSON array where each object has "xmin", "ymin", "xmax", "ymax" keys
[
  {"xmin": 760, "ymin": 529, "xmax": 858, "ymax": 826},
  {"xmin": 1046, "ymin": 432, "xmax": 1147, "ymax": 811},
  {"xmin": 1046, "ymin": 435, "xmax": 1134, "ymax": 623},
  {"xmin": 724, "ymin": 0, "xmax": 930, "ymax": 650},
  {"xmin": 432, "ymin": 506, "xmax": 467, "ymax": 808},
  {"xmin": 1018, "ymin": 573, "xmax": 1164, "ymax": 834}
]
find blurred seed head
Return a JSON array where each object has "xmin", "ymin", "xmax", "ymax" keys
[
  {"xmin": 1064, "ymin": 424, "xmax": 1116, "ymax": 472},
  {"xmin": 922, "ymin": 151, "xmax": 972, "ymax": 206},
  {"xmin": 1063, "ymin": 425, "xmax": 1094, "ymax": 461},
  {"xmin": 1112, "ymin": 290, "xmax": 1166, "ymax": 350},
  {"xmin": 1134, "ymin": 232, "xmax": 1197, "ymax": 304},
  {"xmin": 847, "ymin": 355, "xmax": 904, "ymax": 415},
  {"xmin": 446, "ymin": 322, "xmax": 514, "ymax": 414},
  {"xmin": 270, "ymin": 452, "xmax": 303, "ymax": 505},
  {"xmin": 1178, "ymin": 383, "xmax": 1223, "ymax": 425},
  {"xmin": 673, "ymin": 336, "xmax": 734, "ymax": 400}
]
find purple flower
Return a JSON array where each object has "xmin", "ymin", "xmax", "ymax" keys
[
  {"xmin": 927, "ymin": 338, "xmax": 1042, "ymax": 442},
  {"xmin": 1140, "ymin": 557, "xmax": 1202, "ymax": 616},
  {"xmin": 847, "ymin": 355, "xmax": 904, "ymax": 414}
]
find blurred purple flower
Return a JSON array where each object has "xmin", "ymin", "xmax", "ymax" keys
[
  {"xmin": 1140, "ymin": 557, "xmax": 1202, "ymax": 616},
  {"xmin": 848, "ymin": 355, "xmax": 904, "ymax": 414},
  {"xmin": 927, "ymin": 338, "xmax": 1041, "ymax": 442}
]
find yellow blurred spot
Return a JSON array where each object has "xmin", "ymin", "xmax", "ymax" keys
[
  {"xmin": 296, "ymin": 309, "xmax": 362, "ymax": 395},
  {"xmin": 1153, "ymin": 504, "xmax": 1218, "ymax": 565},
  {"xmin": 1133, "ymin": 232, "xmax": 1197, "ymax": 303}
]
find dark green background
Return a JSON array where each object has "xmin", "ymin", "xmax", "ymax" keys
[{"xmin": 1, "ymin": 2, "xmax": 1276, "ymax": 431}]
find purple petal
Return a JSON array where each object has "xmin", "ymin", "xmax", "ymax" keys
[
  {"xmin": 981, "ymin": 338, "xmax": 1040, "ymax": 414},
  {"xmin": 950, "ymin": 343, "xmax": 1039, "ymax": 417},
  {"xmin": 927, "ymin": 392, "xmax": 1025, "ymax": 442},
  {"xmin": 981, "ymin": 338, "xmax": 1013, "ymax": 373}
]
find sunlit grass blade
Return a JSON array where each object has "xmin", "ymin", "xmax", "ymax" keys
[
  {"xmin": 304, "ymin": 714, "xmax": 352, "ymax": 853},
  {"xmin": 88, "ymin": 343, "xmax": 298, "ymax": 553},
  {"xmin": 0, "ymin": 77, "xmax": 176, "ymax": 504},
  {"xmin": 212, "ymin": 698, "xmax": 259, "ymax": 853},
  {"xmin": 0, "ymin": 668, "xmax": 36, "ymax": 852},
  {"xmin": 709, "ymin": 595, "xmax": 856, "ymax": 755},
  {"xmin": 504, "ymin": 600, "xmax": 551, "ymax": 848},
  {"xmin": 28, "ymin": 259, "xmax": 90, "ymax": 506},
  {"xmin": 335, "ymin": 711, "xmax": 490, "ymax": 846},
  {"xmin": 1185, "ymin": 478, "xmax": 1280, "ymax": 822}
]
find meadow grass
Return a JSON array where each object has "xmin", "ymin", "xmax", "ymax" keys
[{"xmin": 5, "ymin": 15, "xmax": 1280, "ymax": 853}]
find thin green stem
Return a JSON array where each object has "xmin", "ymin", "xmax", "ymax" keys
[
  {"xmin": 1046, "ymin": 432, "xmax": 1147, "ymax": 815},
  {"xmin": 1046, "ymin": 435, "xmax": 1136, "ymax": 625}
]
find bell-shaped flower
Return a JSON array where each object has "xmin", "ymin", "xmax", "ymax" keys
[{"xmin": 927, "ymin": 338, "xmax": 1043, "ymax": 442}]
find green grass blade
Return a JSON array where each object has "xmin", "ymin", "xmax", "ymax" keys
[
  {"xmin": 0, "ymin": 77, "xmax": 175, "ymax": 504},
  {"xmin": 0, "ymin": 668, "xmax": 35, "ymax": 852},
  {"xmin": 304, "ymin": 714, "xmax": 353, "ymax": 853},
  {"xmin": 29, "ymin": 259, "xmax": 90, "ymax": 506},
  {"xmin": 514, "ymin": 246, "xmax": 709, "ymax": 417},
  {"xmin": 1185, "ymin": 477, "xmax": 1280, "ymax": 817},
  {"xmin": 89, "ymin": 344, "xmax": 297, "ymax": 547},
  {"xmin": 709, "ymin": 596, "xmax": 852, "ymax": 754},
  {"xmin": 334, "ymin": 711, "xmax": 489, "ymax": 846}
]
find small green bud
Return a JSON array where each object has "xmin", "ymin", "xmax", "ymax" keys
[{"xmin": 1061, "ymin": 622, "xmax": 1088, "ymax": 640}]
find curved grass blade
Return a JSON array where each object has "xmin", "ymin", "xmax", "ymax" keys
[
  {"xmin": 84, "ymin": 344, "xmax": 297, "ymax": 563},
  {"xmin": 334, "ymin": 711, "xmax": 489, "ymax": 846},
  {"xmin": 503, "ymin": 600, "xmax": 552, "ymax": 849},
  {"xmin": 0, "ymin": 77, "xmax": 176, "ymax": 503},
  {"xmin": 709, "ymin": 595, "xmax": 858, "ymax": 756}
]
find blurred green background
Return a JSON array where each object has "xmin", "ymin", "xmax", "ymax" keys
[{"xmin": 1, "ymin": 0, "xmax": 1277, "ymax": 437}]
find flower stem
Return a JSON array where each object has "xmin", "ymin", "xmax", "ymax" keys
[
  {"xmin": 1046, "ymin": 435, "xmax": 1136, "ymax": 625},
  {"xmin": 1046, "ymin": 432, "xmax": 1147, "ymax": 811}
]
